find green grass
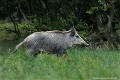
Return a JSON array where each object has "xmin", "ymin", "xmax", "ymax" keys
[{"xmin": 0, "ymin": 48, "xmax": 120, "ymax": 80}]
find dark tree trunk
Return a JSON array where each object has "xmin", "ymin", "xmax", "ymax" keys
[
  {"xmin": 106, "ymin": 4, "xmax": 119, "ymax": 49},
  {"xmin": 10, "ymin": 15, "xmax": 21, "ymax": 37},
  {"xmin": 107, "ymin": 4, "xmax": 115, "ymax": 34}
]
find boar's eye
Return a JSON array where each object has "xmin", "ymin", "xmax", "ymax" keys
[{"xmin": 76, "ymin": 36, "xmax": 79, "ymax": 38}]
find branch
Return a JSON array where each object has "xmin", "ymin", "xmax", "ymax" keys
[
  {"xmin": 19, "ymin": 8, "xmax": 30, "ymax": 24},
  {"xmin": 17, "ymin": 0, "xmax": 30, "ymax": 24}
]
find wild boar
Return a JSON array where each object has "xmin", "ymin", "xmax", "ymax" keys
[{"xmin": 15, "ymin": 27, "xmax": 89, "ymax": 57}]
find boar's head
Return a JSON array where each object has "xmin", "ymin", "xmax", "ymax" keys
[{"xmin": 69, "ymin": 27, "xmax": 89, "ymax": 47}]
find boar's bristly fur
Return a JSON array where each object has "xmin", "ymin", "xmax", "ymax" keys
[{"xmin": 15, "ymin": 27, "xmax": 89, "ymax": 57}]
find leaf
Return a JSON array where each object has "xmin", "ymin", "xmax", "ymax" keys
[{"xmin": 86, "ymin": 7, "xmax": 98, "ymax": 14}]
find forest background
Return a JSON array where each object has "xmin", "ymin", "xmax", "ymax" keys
[{"xmin": 0, "ymin": 0, "xmax": 120, "ymax": 49}]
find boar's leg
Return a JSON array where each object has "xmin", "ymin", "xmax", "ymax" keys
[
  {"xmin": 51, "ymin": 46, "xmax": 66, "ymax": 57},
  {"xmin": 27, "ymin": 44, "xmax": 40, "ymax": 56},
  {"xmin": 27, "ymin": 48, "xmax": 39, "ymax": 56},
  {"xmin": 56, "ymin": 48, "xmax": 67, "ymax": 57}
]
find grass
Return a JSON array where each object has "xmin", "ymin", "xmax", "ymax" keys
[{"xmin": 0, "ymin": 48, "xmax": 120, "ymax": 80}]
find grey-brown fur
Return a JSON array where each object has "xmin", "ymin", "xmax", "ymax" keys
[{"xmin": 15, "ymin": 27, "xmax": 89, "ymax": 56}]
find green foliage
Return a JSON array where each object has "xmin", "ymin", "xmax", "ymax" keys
[
  {"xmin": 0, "ymin": 49, "xmax": 119, "ymax": 80},
  {"xmin": 0, "ymin": 21, "xmax": 16, "ymax": 41},
  {"xmin": 116, "ymin": 23, "xmax": 120, "ymax": 35},
  {"xmin": 0, "ymin": 20, "xmax": 29, "ymax": 41},
  {"xmin": 0, "ymin": 31, "xmax": 7, "ymax": 41},
  {"xmin": 28, "ymin": 12, "xmax": 85, "ymax": 31},
  {"xmin": 0, "ymin": 0, "xmax": 120, "ymax": 48},
  {"xmin": 86, "ymin": 7, "xmax": 99, "ymax": 14}
]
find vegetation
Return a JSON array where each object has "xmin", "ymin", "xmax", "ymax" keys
[
  {"xmin": 0, "ymin": 48, "xmax": 119, "ymax": 80},
  {"xmin": 0, "ymin": 0, "xmax": 120, "ymax": 48}
]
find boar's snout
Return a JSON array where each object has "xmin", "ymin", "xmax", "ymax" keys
[
  {"xmin": 86, "ymin": 43, "xmax": 89, "ymax": 47},
  {"xmin": 80, "ymin": 42, "xmax": 89, "ymax": 47}
]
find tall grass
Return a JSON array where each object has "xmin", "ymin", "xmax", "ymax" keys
[{"xmin": 0, "ymin": 48, "xmax": 119, "ymax": 80}]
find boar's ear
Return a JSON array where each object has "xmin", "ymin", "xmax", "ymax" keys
[{"xmin": 69, "ymin": 27, "xmax": 76, "ymax": 36}]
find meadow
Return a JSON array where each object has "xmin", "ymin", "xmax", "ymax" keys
[{"xmin": 0, "ymin": 41, "xmax": 119, "ymax": 80}]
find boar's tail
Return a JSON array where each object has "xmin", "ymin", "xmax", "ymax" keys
[
  {"xmin": 16, "ymin": 41, "xmax": 24, "ymax": 49},
  {"xmin": 13, "ymin": 41, "xmax": 25, "ymax": 53}
]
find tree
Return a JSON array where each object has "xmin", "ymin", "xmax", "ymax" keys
[
  {"xmin": 0, "ymin": 0, "xmax": 120, "ymax": 48},
  {"xmin": 87, "ymin": 0, "xmax": 120, "ymax": 49}
]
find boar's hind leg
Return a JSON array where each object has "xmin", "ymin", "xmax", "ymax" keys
[{"xmin": 27, "ymin": 45, "xmax": 40, "ymax": 56}]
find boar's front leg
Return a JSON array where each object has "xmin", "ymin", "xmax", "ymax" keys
[{"xmin": 56, "ymin": 48, "xmax": 67, "ymax": 57}]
